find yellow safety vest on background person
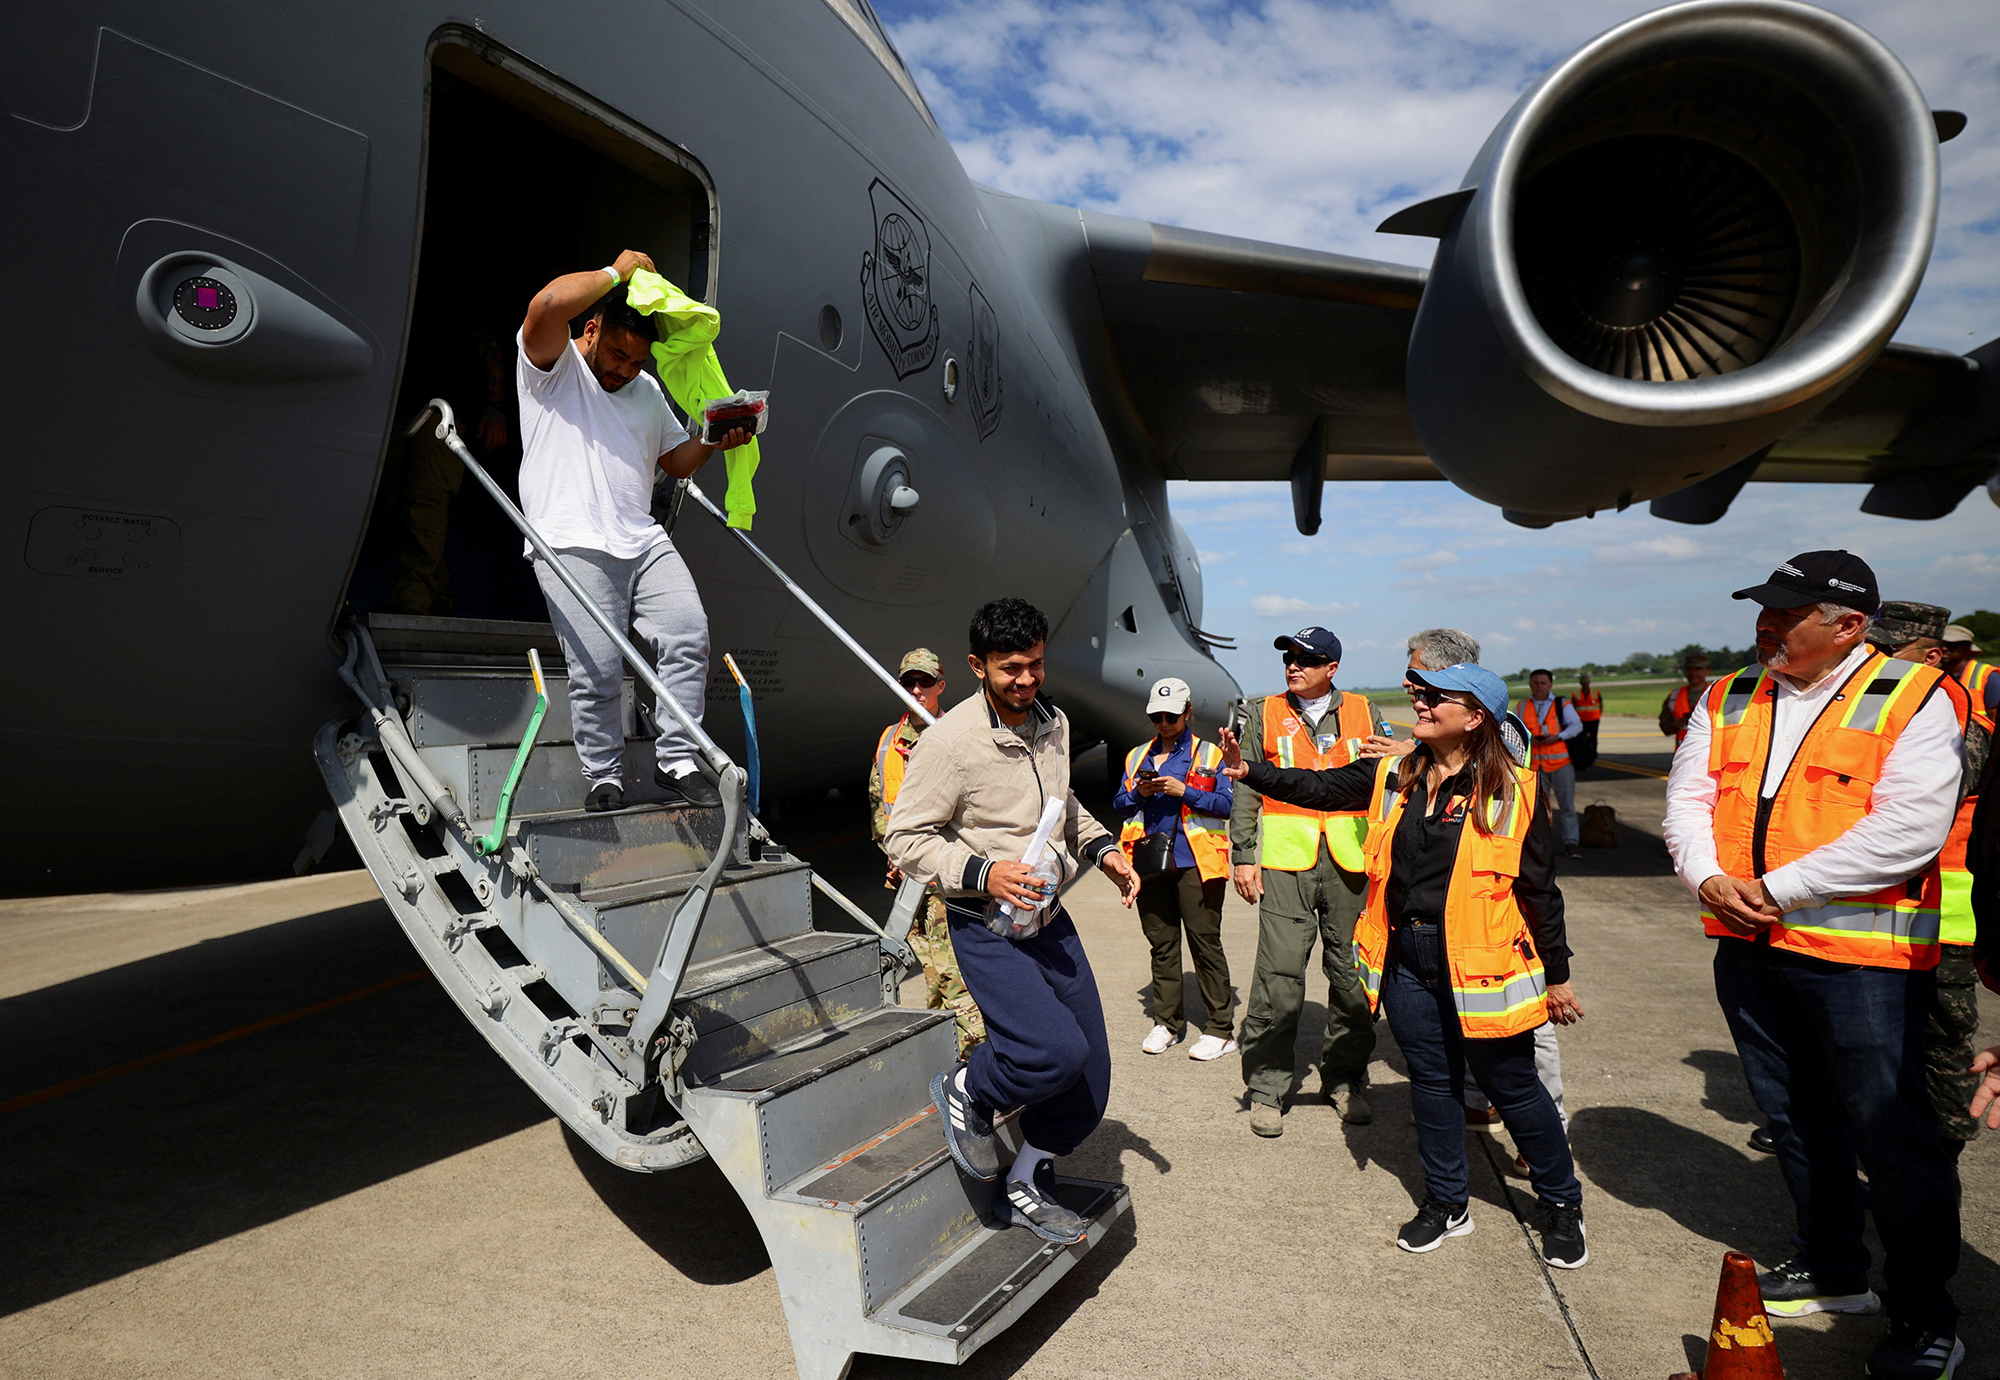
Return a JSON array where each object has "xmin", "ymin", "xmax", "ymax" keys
[
  {"xmin": 1517, "ymin": 697, "xmax": 1571, "ymax": 774},
  {"xmin": 1350, "ymin": 756, "xmax": 1550, "ymax": 1038},
  {"xmin": 1941, "ymin": 799, "xmax": 1976, "ymax": 945},
  {"xmin": 1701, "ymin": 655, "xmax": 1948, "ymax": 970},
  {"xmin": 1258, "ymin": 692, "xmax": 1376, "ymax": 871},
  {"xmin": 1958, "ymin": 660, "xmax": 1996, "ymax": 735},
  {"xmin": 1118, "ymin": 739, "xmax": 1231, "ymax": 882}
]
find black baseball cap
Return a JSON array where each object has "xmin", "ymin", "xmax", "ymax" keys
[
  {"xmin": 1274, "ymin": 626, "xmax": 1342, "ymax": 662},
  {"xmin": 1730, "ymin": 550, "xmax": 1878, "ymax": 613}
]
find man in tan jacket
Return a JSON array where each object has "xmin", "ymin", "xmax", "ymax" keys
[{"xmin": 886, "ymin": 598, "xmax": 1140, "ymax": 1245}]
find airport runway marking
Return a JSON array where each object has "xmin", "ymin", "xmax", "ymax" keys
[{"xmin": 0, "ymin": 968, "xmax": 429, "ymax": 1117}]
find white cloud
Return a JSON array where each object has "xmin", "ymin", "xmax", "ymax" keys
[{"xmin": 1250, "ymin": 593, "xmax": 1352, "ymax": 619}]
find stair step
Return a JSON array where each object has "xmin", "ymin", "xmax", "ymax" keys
[
  {"xmin": 519, "ymin": 801, "xmax": 724, "ymax": 890},
  {"xmin": 399, "ymin": 666, "xmax": 635, "ymax": 748},
  {"xmin": 692, "ymin": 1007, "xmax": 956, "ymax": 1194},
  {"xmin": 593, "ymin": 860, "xmax": 817, "ymax": 971},
  {"xmin": 874, "ymin": 1177, "xmax": 1130, "ymax": 1345},
  {"xmin": 678, "ymin": 931, "xmax": 880, "ymax": 1036},
  {"xmin": 467, "ymin": 740, "xmax": 672, "ymax": 819},
  {"xmin": 784, "ymin": 1106, "xmax": 950, "ymax": 1208}
]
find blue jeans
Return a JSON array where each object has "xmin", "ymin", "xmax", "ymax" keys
[
  {"xmin": 1383, "ymin": 922, "xmax": 1580, "ymax": 1207},
  {"xmin": 1713, "ymin": 938, "xmax": 1959, "ymax": 1331}
]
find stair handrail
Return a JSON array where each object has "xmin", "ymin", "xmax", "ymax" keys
[
  {"xmin": 676, "ymin": 479, "xmax": 937, "ymax": 951},
  {"xmin": 679, "ymin": 481, "xmax": 937, "ymax": 729},
  {"xmin": 405, "ymin": 399, "xmax": 745, "ymax": 1065},
  {"xmin": 338, "ymin": 626, "xmax": 468, "ymax": 832}
]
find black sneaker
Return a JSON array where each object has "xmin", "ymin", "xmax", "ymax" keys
[
  {"xmin": 655, "ymin": 766, "xmax": 722, "ymax": 809},
  {"xmin": 1866, "ymin": 1321, "xmax": 1964, "ymax": 1379},
  {"xmin": 585, "ymin": 780, "xmax": 624, "ymax": 813},
  {"xmin": 1540, "ymin": 1200, "xmax": 1588, "ymax": 1269},
  {"xmin": 1759, "ymin": 1256, "xmax": 1880, "ymax": 1317},
  {"xmin": 1749, "ymin": 1125, "xmax": 1777, "ymax": 1154},
  {"xmin": 1396, "ymin": 1196, "xmax": 1473, "ymax": 1254},
  {"xmin": 999, "ymin": 1158, "xmax": 1088, "ymax": 1244},
  {"xmin": 931, "ymin": 1066, "xmax": 1001, "ymax": 1181}
]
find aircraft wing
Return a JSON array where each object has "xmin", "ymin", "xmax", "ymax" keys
[{"xmin": 1067, "ymin": 210, "xmax": 2000, "ymax": 527}]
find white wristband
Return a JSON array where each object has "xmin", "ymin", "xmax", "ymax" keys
[{"xmin": 602, "ymin": 265, "xmax": 622, "ymax": 286}]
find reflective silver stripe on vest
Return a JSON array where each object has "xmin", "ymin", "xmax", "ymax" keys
[
  {"xmin": 1837, "ymin": 656, "xmax": 1926, "ymax": 735},
  {"xmin": 1717, "ymin": 668, "xmax": 1765, "ymax": 728},
  {"xmin": 1781, "ymin": 900, "xmax": 1941, "ymax": 945},
  {"xmin": 1357, "ymin": 953, "xmax": 1383, "ymax": 1000},
  {"xmin": 1450, "ymin": 967, "xmax": 1547, "ymax": 1016}
]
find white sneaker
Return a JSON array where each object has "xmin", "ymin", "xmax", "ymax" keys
[
  {"xmin": 1188, "ymin": 1034, "xmax": 1237, "ymax": 1062},
  {"xmin": 1141, "ymin": 1024, "xmax": 1182, "ymax": 1055}
]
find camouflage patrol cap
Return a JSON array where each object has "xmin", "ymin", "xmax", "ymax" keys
[
  {"xmin": 1867, "ymin": 600, "xmax": 1949, "ymax": 651},
  {"xmin": 898, "ymin": 648, "xmax": 942, "ymax": 679}
]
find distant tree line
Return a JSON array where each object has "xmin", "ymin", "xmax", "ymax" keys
[{"xmin": 1512, "ymin": 608, "xmax": 1999, "ymax": 683}]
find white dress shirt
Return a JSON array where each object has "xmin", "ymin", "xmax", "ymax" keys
[
  {"xmin": 1527, "ymin": 695, "xmax": 1583, "ymax": 741},
  {"xmin": 1662, "ymin": 642, "xmax": 1964, "ymax": 912}
]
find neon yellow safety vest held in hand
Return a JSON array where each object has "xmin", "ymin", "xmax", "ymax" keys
[{"xmin": 622, "ymin": 268, "xmax": 759, "ymax": 530}]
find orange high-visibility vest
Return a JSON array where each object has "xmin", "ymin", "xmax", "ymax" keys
[
  {"xmin": 1669, "ymin": 684, "xmax": 1706, "ymax": 745},
  {"xmin": 1258, "ymin": 691, "xmax": 1376, "ymax": 871},
  {"xmin": 1701, "ymin": 653, "xmax": 1950, "ymax": 970},
  {"xmin": 1935, "ymin": 670, "xmax": 1976, "ymax": 945},
  {"xmin": 1957, "ymin": 661, "xmax": 1996, "ymax": 735},
  {"xmin": 873, "ymin": 716, "xmax": 915, "ymax": 812},
  {"xmin": 1350, "ymin": 755, "xmax": 1550, "ymax": 1039},
  {"xmin": 1572, "ymin": 687, "xmax": 1602, "ymax": 722},
  {"xmin": 1118, "ymin": 738, "xmax": 1231, "ymax": 882},
  {"xmin": 1517, "ymin": 697, "xmax": 1571, "ymax": 774}
]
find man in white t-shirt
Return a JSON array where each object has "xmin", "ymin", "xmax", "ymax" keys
[{"xmin": 517, "ymin": 249, "xmax": 753, "ymax": 812}]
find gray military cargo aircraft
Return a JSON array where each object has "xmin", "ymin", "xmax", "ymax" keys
[
  {"xmin": 5, "ymin": 2, "xmax": 1995, "ymax": 1375},
  {"xmin": 3, "ymin": 0, "xmax": 1992, "ymax": 890}
]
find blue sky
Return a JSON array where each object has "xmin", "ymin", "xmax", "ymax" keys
[{"xmin": 874, "ymin": 0, "xmax": 2000, "ymax": 689}]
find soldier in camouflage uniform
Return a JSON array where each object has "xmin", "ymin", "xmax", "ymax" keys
[
  {"xmin": 870, "ymin": 648, "xmax": 985, "ymax": 1058},
  {"xmin": 1874, "ymin": 601, "xmax": 1987, "ymax": 1158}
]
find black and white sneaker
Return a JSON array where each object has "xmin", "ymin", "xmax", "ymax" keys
[
  {"xmin": 1396, "ymin": 1196, "xmax": 1473, "ymax": 1254},
  {"xmin": 585, "ymin": 780, "xmax": 624, "ymax": 813},
  {"xmin": 1759, "ymin": 1256, "xmax": 1880, "ymax": 1317},
  {"xmin": 930, "ymin": 1066, "xmax": 1001, "ymax": 1181},
  {"xmin": 1540, "ymin": 1201, "xmax": 1588, "ymax": 1269},
  {"xmin": 999, "ymin": 1159, "xmax": 1088, "ymax": 1244},
  {"xmin": 1866, "ymin": 1321, "xmax": 1964, "ymax": 1379},
  {"xmin": 655, "ymin": 766, "xmax": 722, "ymax": 809}
]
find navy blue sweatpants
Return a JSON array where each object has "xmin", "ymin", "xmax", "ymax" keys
[{"xmin": 946, "ymin": 903, "xmax": 1111, "ymax": 1156}]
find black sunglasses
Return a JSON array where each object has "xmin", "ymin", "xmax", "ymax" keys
[
  {"xmin": 1148, "ymin": 710, "xmax": 1187, "ymax": 724},
  {"xmin": 1282, "ymin": 651, "xmax": 1331, "ymax": 669},
  {"xmin": 901, "ymin": 673, "xmax": 941, "ymax": 690},
  {"xmin": 1410, "ymin": 686, "xmax": 1470, "ymax": 709}
]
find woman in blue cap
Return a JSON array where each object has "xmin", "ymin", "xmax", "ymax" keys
[{"xmin": 1219, "ymin": 662, "xmax": 1588, "ymax": 1267}]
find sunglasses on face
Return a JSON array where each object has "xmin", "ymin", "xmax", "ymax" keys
[
  {"xmin": 1410, "ymin": 686, "xmax": 1470, "ymax": 709},
  {"xmin": 902, "ymin": 673, "xmax": 941, "ymax": 690},
  {"xmin": 1283, "ymin": 652, "xmax": 1331, "ymax": 669},
  {"xmin": 1149, "ymin": 710, "xmax": 1187, "ymax": 724}
]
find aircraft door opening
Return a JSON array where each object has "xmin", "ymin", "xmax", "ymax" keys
[{"xmin": 342, "ymin": 32, "xmax": 717, "ymax": 632}]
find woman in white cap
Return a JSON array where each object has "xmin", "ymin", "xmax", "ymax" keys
[
  {"xmin": 1113, "ymin": 677, "xmax": 1238, "ymax": 1060},
  {"xmin": 1219, "ymin": 662, "xmax": 1588, "ymax": 1269}
]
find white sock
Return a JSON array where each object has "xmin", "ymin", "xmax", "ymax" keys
[
  {"xmin": 954, "ymin": 1067, "xmax": 969, "ymax": 1095},
  {"xmin": 1008, "ymin": 1140, "xmax": 1053, "ymax": 1185},
  {"xmin": 663, "ymin": 761, "xmax": 697, "ymax": 779}
]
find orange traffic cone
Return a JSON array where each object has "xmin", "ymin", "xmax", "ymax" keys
[{"xmin": 1669, "ymin": 1252, "xmax": 1785, "ymax": 1379}]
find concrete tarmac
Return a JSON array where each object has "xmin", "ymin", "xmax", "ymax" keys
[{"xmin": 2, "ymin": 716, "xmax": 1994, "ymax": 1379}]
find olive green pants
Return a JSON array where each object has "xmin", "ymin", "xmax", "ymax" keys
[
  {"xmin": 1238, "ymin": 840, "xmax": 1375, "ymax": 1108},
  {"xmin": 1137, "ymin": 865, "xmax": 1233, "ymax": 1039},
  {"xmin": 1923, "ymin": 943, "xmax": 1982, "ymax": 1144}
]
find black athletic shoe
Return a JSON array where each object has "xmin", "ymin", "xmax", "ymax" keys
[
  {"xmin": 1540, "ymin": 1201, "xmax": 1588, "ymax": 1269},
  {"xmin": 1758, "ymin": 1256, "xmax": 1880, "ymax": 1317},
  {"xmin": 1866, "ymin": 1321, "xmax": 1964, "ymax": 1379},
  {"xmin": 585, "ymin": 780, "xmax": 624, "ymax": 813},
  {"xmin": 1749, "ymin": 1125, "xmax": 1778, "ymax": 1154},
  {"xmin": 931, "ymin": 1066, "xmax": 1001, "ymax": 1181},
  {"xmin": 654, "ymin": 767, "xmax": 722, "ymax": 809},
  {"xmin": 999, "ymin": 1159, "xmax": 1088, "ymax": 1244},
  {"xmin": 1396, "ymin": 1196, "xmax": 1473, "ymax": 1254}
]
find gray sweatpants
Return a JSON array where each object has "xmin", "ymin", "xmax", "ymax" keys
[{"xmin": 532, "ymin": 543, "xmax": 708, "ymax": 784}]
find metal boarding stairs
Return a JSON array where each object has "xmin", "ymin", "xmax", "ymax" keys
[{"xmin": 314, "ymin": 400, "xmax": 1128, "ymax": 1380}]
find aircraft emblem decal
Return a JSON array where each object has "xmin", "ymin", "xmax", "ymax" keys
[
  {"xmin": 861, "ymin": 179, "xmax": 938, "ymax": 378},
  {"xmin": 966, "ymin": 280, "xmax": 1003, "ymax": 439}
]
